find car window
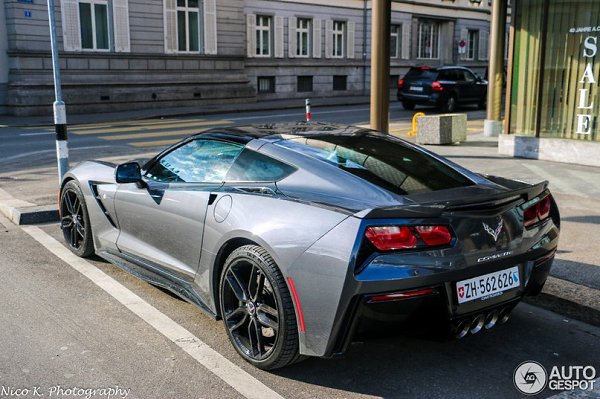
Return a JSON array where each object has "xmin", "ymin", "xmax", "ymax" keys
[
  {"xmin": 462, "ymin": 70, "xmax": 476, "ymax": 83},
  {"xmin": 404, "ymin": 67, "xmax": 438, "ymax": 81},
  {"xmin": 225, "ymin": 149, "xmax": 296, "ymax": 182},
  {"xmin": 275, "ymin": 134, "xmax": 474, "ymax": 195},
  {"xmin": 146, "ymin": 139, "xmax": 244, "ymax": 183}
]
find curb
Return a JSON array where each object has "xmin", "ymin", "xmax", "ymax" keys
[
  {"xmin": 0, "ymin": 96, "xmax": 373, "ymax": 128},
  {"xmin": 524, "ymin": 276, "xmax": 600, "ymax": 327},
  {"xmin": 0, "ymin": 203, "xmax": 59, "ymax": 225}
]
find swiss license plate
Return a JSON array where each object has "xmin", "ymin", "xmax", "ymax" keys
[
  {"xmin": 456, "ymin": 266, "xmax": 520, "ymax": 304},
  {"xmin": 410, "ymin": 86, "xmax": 423, "ymax": 92}
]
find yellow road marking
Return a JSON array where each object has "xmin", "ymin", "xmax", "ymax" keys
[
  {"xmin": 72, "ymin": 120, "xmax": 231, "ymax": 135},
  {"xmin": 102, "ymin": 128, "xmax": 208, "ymax": 141},
  {"xmin": 130, "ymin": 139, "xmax": 182, "ymax": 147}
]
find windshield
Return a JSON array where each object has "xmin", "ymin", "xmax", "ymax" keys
[
  {"xmin": 404, "ymin": 67, "xmax": 439, "ymax": 81},
  {"xmin": 275, "ymin": 134, "xmax": 474, "ymax": 195}
]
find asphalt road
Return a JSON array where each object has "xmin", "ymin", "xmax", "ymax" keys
[
  {"xmin": 1, "ymin": 213, "xmax": 599, "ymax": 399},
  {"xmin": 0, "ymin": 103, "xmax": 487, "ymax": 173}
]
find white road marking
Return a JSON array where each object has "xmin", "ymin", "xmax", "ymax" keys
[
  {"xmin": 0, "ymin": 146, "xmax": 114, "ymax": 163},
  {"xmin": 19, "ymin": 131, "xmax": 54, "ymax": 137},
  {"xmin": 520, "ymin": 163, "xmax": 591, "ymax": 199},
  {"xmin": 21, "ymin": 226, "xmax": 284, "ymax": 399}
]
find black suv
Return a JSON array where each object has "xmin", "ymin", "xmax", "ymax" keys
[{"xmin": 397, "ymin": 66, "xmax": 487, "ymax": 112}]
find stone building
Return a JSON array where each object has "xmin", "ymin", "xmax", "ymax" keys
[{"xmin": 0, "ymin": 0, "xmax": 497, "ymax": 116}]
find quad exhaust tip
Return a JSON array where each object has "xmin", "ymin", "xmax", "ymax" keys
[{"xmin": 454, "ymin": 306, "xmax": 512, "ymax": 339}]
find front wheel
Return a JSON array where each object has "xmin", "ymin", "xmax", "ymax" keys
[
  {"xmin": 440, "ymin": 95, "xmax": 457, "ymax": 113},
  {"xmin": 60, "ymin": 180, "xmax": 94, "ymax": 257},
  {"xmin": 219, "ymin": 245, "xmax": 302, "ymax": 370}
]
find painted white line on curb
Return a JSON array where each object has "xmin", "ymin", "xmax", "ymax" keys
[{"xmin": 21, "ymin": 225, "xmax": 284, "ymax": 399}]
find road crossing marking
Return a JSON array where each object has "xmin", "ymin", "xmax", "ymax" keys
[
  {"xmin": 22, "ymin": 225, "xmax": 285, "ymax": 399},
  {"xmin": 71, "ymin": 120, "xmax": 232, "ymax": 135},
  {"xmin": 130, "ymin": 139, "xmax": 183, "ymax": 147},
  {"xmin": 101, "ymin": 128, "xmax": 209, "ymax": 141}
]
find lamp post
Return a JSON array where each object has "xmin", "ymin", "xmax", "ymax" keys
[{"xmin": 46, "ymin": 0, "xmax": 69, "ymax": 184}]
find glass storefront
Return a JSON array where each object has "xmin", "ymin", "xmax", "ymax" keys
[{"xmin": 510, "ymin": 0, "xmax": 600, "ymax": 142}]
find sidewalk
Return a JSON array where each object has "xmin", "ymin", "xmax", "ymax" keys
[
  {"xmin": 0, "ymin": 95, "xmax": 372, "ymax": 128},
  {"xmin": 0, "ymin": 123, "xmax": 599, "ymax": 329}
]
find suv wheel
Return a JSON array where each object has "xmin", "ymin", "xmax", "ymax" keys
[{"xmin": 441, "ymin": 95, "xmax": 457, "ymax": 113}]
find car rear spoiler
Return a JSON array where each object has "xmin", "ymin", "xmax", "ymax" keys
[{"xmin": 358, "ymin": 181, "xmax": 549, "ymax": 219}]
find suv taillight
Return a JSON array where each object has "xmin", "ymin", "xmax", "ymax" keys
[
  {"xmin": 524, "ymin": 195, "xmax": 552, "ymax": 228},
  {"xmin": 432, "ymin": 81, "xmax": 444, "ymax": 92},
  {"xmin": 398, "ymin": 79, "xmax": 404, "ymax": 89},
  {"xmin": 365, "ymin": 225, "xmax": 452, "ymax": 251}
]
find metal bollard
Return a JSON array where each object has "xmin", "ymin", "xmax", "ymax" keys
[{"xmin": 305, "ymin": 99, "xmax": 311, "ymax": 122}]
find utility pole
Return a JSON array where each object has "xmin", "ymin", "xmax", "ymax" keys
[
  {"xmin": 484, "ymin": 0, "xmax": 507, "ymax": 137},
  {"xmin": 47, "ymin": 0, "xmax": 69, "ymax": 184},
  {"xmin": 370, "ymin": 0, "xmax": 391, "ymax": 132}
]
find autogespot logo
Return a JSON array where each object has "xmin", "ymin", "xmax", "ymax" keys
[{"xmin": 514, "ymin": 361, "xmax": 548, "ymax": 395}]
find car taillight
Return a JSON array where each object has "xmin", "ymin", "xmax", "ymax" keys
[
  {"xmin": 523, "ymin": 195, "xmax": 552, "ymax": 227},
  {"xmin": 432, "ymin": 81, "xmax": 444, "ymax": 91},
  {"xmin": 398, "ymin": 79, "xmax": 404, "ymax": 89},
  {"xmin": 365, "ymin": 225, "xmax": 452, "ymax": 251},
  {"xmin": 415, "ymin": 226, "xmax": 452, "ymax": 246}
]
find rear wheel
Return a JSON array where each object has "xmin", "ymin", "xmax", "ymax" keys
[
  {"xmin": 402, "ymin": 101, "xmax": 416, "ymax": 110},
  {"xmin": 219, "ymin": 245, "xmax": 301, "ymax": 370},
  {"xmin": 60, "ymin": 180, "xmax": 94, "ymax": 257}
]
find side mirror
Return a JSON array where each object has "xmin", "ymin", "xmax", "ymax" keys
[{"xmin": 115, "ymin": 162, "xmax": 142, "ymax": 184}]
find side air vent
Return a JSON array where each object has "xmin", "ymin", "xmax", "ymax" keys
[{"xmin": 89, "ymin": 182, "xmax": 117, "ymax": 228}]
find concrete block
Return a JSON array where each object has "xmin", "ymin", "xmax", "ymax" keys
[
  {"xmin": 484, "ymin": 119, "xmax": 503, "ymax": 137},
  {"xmin": 416, "ymin": 113, "xmax": 467, "ymax": 145}
]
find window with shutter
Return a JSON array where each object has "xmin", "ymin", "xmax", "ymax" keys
[
  {"xmin": 332, "ymin": 20, "xmax": 345, "ymax": 58},
  {"xmin": 312, "ymin": 19, "xmax": 321, "ymax": 58},
  {"xmin": 164, "ymin": 0, "xmax": 178, "ymax": 53},
  {"xmin": 204, "ymin": 0, "xmax": 217, "ymax": 54},
  {"xmin": 173, "ymin": 0, "xmax": 206, "ymax": 54},
  {"xmin": 401, "ymin": 22, "xmax": 410, "ymax": 59},
  {"xmin": 296, "ymin": 18, "xmax": 311, "ymax": 58},
  {"xmin": 113, "ymin": 0, "xmax": 130, "ymax": 52},
  {"xmin": 274, "ymin": 16, "xmax": 284, "ymax": 58},
  {"xmin": 288, "ymin": 16, "xmax": 297, "ymax": 58},
  {"xmin": 246, "ymin": 14, "xmax": 256, "ymax": 58},
  {"xmin": 347, "ymin": 20, "xmax": 355, "ymax": 59},
  {"xmin": 479, "ymin": 30, "xmax": 489, "ymax": 60},
  {"xmin": 77, "ymin": 0, "xmax": 110, "ymax": 51},
  {"xmin": 459, "ymin": 28, "xmax": 468, "ymax": 60},
  {"xmin": 325, "ymin": 19, "xmax": 333, "ymax": 58},
  {"xmin": 61, "ymin": 0, "xmax": 82, "ymax": 51}
]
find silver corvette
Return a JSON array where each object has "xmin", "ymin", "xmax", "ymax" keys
[{"xmin": 59, "ymin": 122, "xmax": 559, "ymax": 369}]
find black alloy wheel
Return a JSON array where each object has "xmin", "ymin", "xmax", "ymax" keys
[
  {"xmin": 220, "ymin": 245, "xmax": 301, "ymax": 370},
  {"xmin": 60, "ymin": 181, "xmax": 94, "ymax": 257}
]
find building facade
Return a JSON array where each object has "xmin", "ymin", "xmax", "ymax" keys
[
  {"xmin": 1, "ymin": 0, "xmax": 497, "ymax": 116},
  {"xmin": 499, "ymin": 0, "xmax": 600, "ymax": 166}
]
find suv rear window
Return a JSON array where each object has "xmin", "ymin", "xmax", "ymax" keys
[
  {"xmin": 275, "ymin": 134, "xmax": 474, "ymax": 195},
  {"xmin": 404, "ymin": 67, "xmax": 438, "ymax": 81}
]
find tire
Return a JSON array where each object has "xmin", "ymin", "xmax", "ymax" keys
[
  {"xmin": 59, "ymin": 180, "xmax": 94, "ymax": 257},
  {"xmin": 219, "ymin": 245, "xmax": 302, "ymax": 370},
  {"xmin": 440, "ymin": 95, "xmax": 457, "ymax": 113},
  {"xmin": 402, "ymin": 101, "xmax": 416, "ymax": 110}
]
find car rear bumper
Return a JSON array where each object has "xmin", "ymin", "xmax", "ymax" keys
[
  {"xmin": 397, "ymin": 90, "xmax": 442, "ymax": 105},
  {"xmin": 322, "ymin": 247, "xmax": 556, "ymax": 358}
]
